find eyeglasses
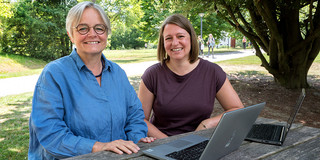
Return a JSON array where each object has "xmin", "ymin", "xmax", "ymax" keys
[{"xmin": 74, "ymin": 24, "xmax": 107, "ymax": 35}]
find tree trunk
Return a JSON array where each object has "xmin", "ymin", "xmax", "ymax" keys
[
  {"xmin": 263, "ymin": 36, "xmax": 311, "ymax": 89},
  {"xmin": 273, "ymin": 57, "xmax": 309, "ymax": 89}
]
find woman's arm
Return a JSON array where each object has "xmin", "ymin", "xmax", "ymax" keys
[
  {"xmin": 196, "ymin": 77, "xmax": 244, "ymax": 130},
  {"xmin": 138, "ymin": 80, "xmax": 168, "ymax": 139}
]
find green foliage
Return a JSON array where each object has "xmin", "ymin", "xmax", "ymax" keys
[
  {"xmin": 138, "ymin": 0, "xmax": 234, "ymax": 44},
  {"xmin": 1, "ymin": 1, "xmax": 72, "ymax": 61},
  {"xmin": 110, "ymin": 27, "xmax": 145, "ymax": 49},
  {"xmin": 139, "ymin": 0, "xmax": 171, "ymax": 42}
]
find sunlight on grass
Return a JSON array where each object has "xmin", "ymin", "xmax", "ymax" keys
[
  {"xmin": 0, "ymin": 92, "xmax": 33, "ymax": 160},
  {"xmin": 0, "ymin": 53, "xmax": 47, "ymax": 79},
  {"xmin": 315, "ymin": 53, "xmax": 320, "ymax": 62},
  {"xmin": 103, "ymin": 49, "xmax": 157, "ymax": 63},
  {"xmin": 8, "ymin": 148, "xmax": 21, "ymax": 153},
  {"xmin": 216, "ymin": 54, "xmax": 268, "ymax": 65}
]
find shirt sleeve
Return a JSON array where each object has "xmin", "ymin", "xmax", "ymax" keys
[
  {"xmin": 141, "ymin": 63, "xmax": 159, "ymax": 94},
  {"xmin": 124, "ymin": 86, "xmax": 148, "ymax": 143},
  {"xmin": 213, "ymin": 63, "xmax": 227, "ymax": 92},
  {"xmin": 30, "ymin": 69, "xmax": 96, "ymax": 159},
  {"xmin": 117, "ymin": 69, "xmax": 147, "ymax": 143}
]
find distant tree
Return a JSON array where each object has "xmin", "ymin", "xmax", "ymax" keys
[
  {"xmin": 0, "ymin": 1, "xmax": 13, "ymax": 51},
  {"xmin": 139, "ymin": 0, "xmax": 171, "ymax": 43},
  {"xmin": 94, "ymin": 0, "xmax": 144, "ymax": 49},
  {"xmin": 211, "ymin": 0, "xmax": 320, "ymax": 89},
  {"xmin": 1, "ymin": 1, "xmax": 73, "ymax": 60},
  {"xmin": 139, "ymin": 0, "xmax": 233, "ymax": 45},
  {"xmin": 1, "ymin": 0, "xmax": 145, "ymax": 60},
  {"xmin": 110, "ymin": 27, "xmax": 145, "ymax": 49}
]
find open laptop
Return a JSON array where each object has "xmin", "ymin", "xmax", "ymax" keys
[
  {"xmin": 245, "ymin": 88, "xmax": 306, "ymax": 146},
  {"xmin": 142, "ymin": 102, "xmax": 266, "ymax": 160}
]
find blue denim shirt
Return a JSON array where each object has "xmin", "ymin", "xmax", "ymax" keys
[{"xmin": 28, "ymin": 49, "xmax": 147, "ymax": 159}]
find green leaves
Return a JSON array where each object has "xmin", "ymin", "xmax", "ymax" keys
[{"xmin": 1, "ymin": 1, "xmax": 71, "ymax": 60}]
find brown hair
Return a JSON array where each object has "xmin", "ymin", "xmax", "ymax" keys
[{"xmin": 157, "ymin": 14, "xmax": 199, "ymax": 64}]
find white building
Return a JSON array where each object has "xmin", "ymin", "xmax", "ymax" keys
[{"xmin": 216, "ymin": 31, "xmax": 231, "ymax": 48}]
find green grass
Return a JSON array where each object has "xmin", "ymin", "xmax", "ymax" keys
[
  {"xmin": 104, "ymin": 48, "xmax": 243, "ymax": 63},
  {"xmin": 0, "ymin": 92, "xmax": 33, "ymax": 160},
  {"xmin": 103, "ymin": 49, "xmax": 158, "ymax": 63},
  {"xmin": 216, "ymin": 54, "xmax": 268, "ymax": 65},
  {"xmin": 0, "ymin": 53, "xmax": 47, "ymax": 79},
  {"xmin": 0, "ymin": 48, "xmax": 241, "ymax": 79},
  {"xmin": 315, "ymin": 53, "xmax": 320, "ymax": 63}
]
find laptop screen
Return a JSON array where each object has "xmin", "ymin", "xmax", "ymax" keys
[{"xmin": 285, "ymin": 88, "xmax": 306, "ymax": 131}]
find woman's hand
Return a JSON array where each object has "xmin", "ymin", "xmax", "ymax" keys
[
  {"xmin": 92, "ymin": 140, "xmax": 140, "ymax": 155},
  {"xmin": 139, "ymin": 137, "xmax": 156, "ymax": 143}
]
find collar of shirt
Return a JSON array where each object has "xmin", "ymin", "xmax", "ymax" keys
[{"xmin": 70, "ymin": 48, "xmax": 112, "ymax": 73}]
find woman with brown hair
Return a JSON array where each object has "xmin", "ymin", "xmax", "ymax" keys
[{"xmin": 138, "ymin": 14, "xmax": 244, "ymax": 139}]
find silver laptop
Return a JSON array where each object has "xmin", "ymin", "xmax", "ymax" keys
[
  {"xmin": 142, "ymin": 102, "xmax": 266, "ymax": 160},
  {"xmin": 245, "ymin": 88, "xmax": 305, "ymax": 145}
]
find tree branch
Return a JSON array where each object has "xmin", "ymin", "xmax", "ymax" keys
[
  {"xmin": 235, "ymin": 6, "xmax": 251, "ymax": 31},
  {"xmin": 309, "ymin": 0, "xmax": 314, "ymax": 32},
  {"xmin": 246, "ymin": 2, "xmax": 269, "ymax": 52},
  {"xmin": 313, "ymin": 0, "xmax": 320, "ymax": 27},
  {"xmin": 288, "ymin": 25, "xmax": 320, "ymax": 55},
  {"xmin": 253, "ymin": 0, "xmax": 281, "ymax": 41}
]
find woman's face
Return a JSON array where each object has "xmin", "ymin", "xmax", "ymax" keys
[
  {"xmin": 163, "ymin": 24, "xmax": 191, "ymax": 61},
  {"xmin": 69, "ymin": 7, "xmax": 107, "ymax": 57}
]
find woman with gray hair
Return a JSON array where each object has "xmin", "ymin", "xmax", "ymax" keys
[{"xmin": 28, "ymin": 2, "xmax": 154, "ymax": 159}]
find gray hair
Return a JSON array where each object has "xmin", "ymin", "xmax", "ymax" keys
[{"xmin": 66, "ymin": 1, "xmax": 111, "ymax": 40}]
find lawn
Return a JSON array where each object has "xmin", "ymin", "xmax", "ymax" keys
[
  {"xmin": 0, "ymin": 92, "xmax": 33, "ymax": 160},
  {"xmin": 0, "ymin": 53, "xmax": 47, "ymax": 79},
  {"xmin": 0, "ymin": 48, "xmax": 241, "ymax": 79}
]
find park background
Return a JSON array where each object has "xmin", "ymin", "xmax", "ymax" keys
[{"xmin": 0, "ymin": 0, "xmax": 320, "ymax": 159}]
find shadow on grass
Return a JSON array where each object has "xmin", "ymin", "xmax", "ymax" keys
[
  {"xmin": 110, "ymin": 55, "xmax": 156, "ymax": 64},
  {"xmin": 0, "ymin": 94, "xmax": 33, "ymax": 160},
  {"xmin": 111, "ymin": 59, "xmax": 141, "ymax": 63},
  {"xmin": 128, "ymin": 76, "xmax": 142, "ymax": 92},
  {"xmin": 203, "ymin": 50, "xmax": 246, "ymax": 55},
  {"xmin": 127, "ymin": 71, "xmax": 269, "ymax": 93},
  {"xmin": 236, "ymin": 70, "xmax": 267, "ymax": 77}
]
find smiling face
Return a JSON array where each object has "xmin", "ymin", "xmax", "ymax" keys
[
  {"xmin": 69, "ymin": 7, "xmax": 107, "ymax": 57},
  {"xmin": 163, "ymin": 24, "xmax": 191, "ymax": 61}
]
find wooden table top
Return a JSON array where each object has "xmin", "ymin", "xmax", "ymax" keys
[{"xmin": 65, "ymin": 117, "xmax": 320, "ymax": 160}]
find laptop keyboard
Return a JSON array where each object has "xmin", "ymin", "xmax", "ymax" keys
[
  {"xmin": 247, "ymin": 124, "xmax": 282, "ymax": 141},
  {"xmin": 165, "ymin": 140, "xmax": 209, "ymax": 160}
]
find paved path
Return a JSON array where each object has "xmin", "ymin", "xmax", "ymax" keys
[{"xmin": 0, "ymin": 49, "xmax": 255, "ymax": 97}]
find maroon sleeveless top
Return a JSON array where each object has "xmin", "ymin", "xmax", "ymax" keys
[{"xmin": 141, "ymin": 58, "xmax": 226, "ymax": 136}]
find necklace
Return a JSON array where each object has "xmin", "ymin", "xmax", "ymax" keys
[{"xmin": 94, "ymin": 59, "xmax": 105, "ymax": 78}]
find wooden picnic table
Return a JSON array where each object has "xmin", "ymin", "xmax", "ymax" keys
[{"xmin": 65, "ymin": 117, "xmax": 320, "ymax": 160}]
